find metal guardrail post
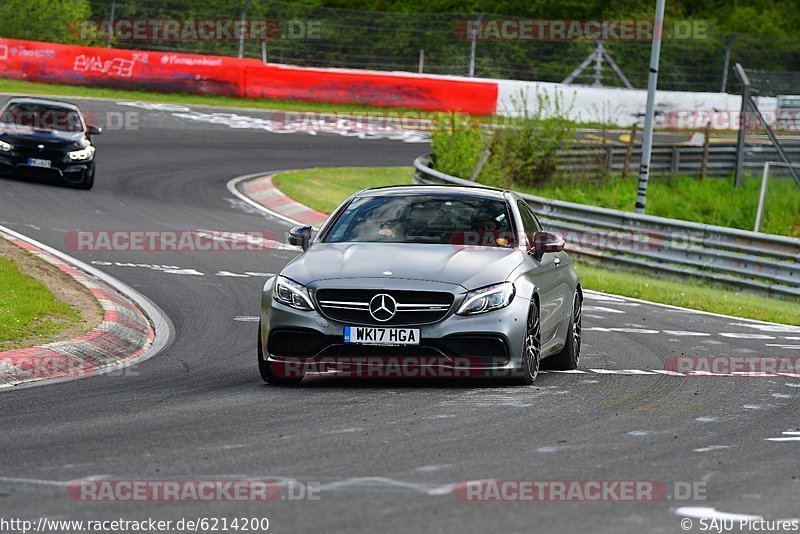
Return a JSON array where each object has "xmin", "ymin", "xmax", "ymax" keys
[
  {"xmin": 621, "ymin": 123, "xmax": 637, "ymax": 179},
  {"xmin": 238, "ymin": 0, "xmax": 252, "ymax": 59},
  {"xmin": 106, "ymin": 0, "xmax": 116, "ymax": 48},
  {"xmin": 733, "ymin": 63, "xmax": 750, "ymax": 188},
  {"xmin": 671, "ymin": 147, "xmax": 679, "ymax": 175},
  {"xmin": 634, "ymin": 0, "xmax": 666, "ymax": 213},
  {"xmin": 720, "ymin": 34, "xmax": 737, "ymax": 93},
  {"xmin": 755, "ymin": 161, "xmax": 800, "ymax": 232},
  {"xmin": 468, "ymin": 13, "xmax": 482, "ymax": 77}
]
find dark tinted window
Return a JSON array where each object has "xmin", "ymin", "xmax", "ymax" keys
[
  {"xmin": 0, "ymin": 103, "xmax": 83, "ymax": 132},
  {"xmin": 517, "ymin": 200, "xmax": 542, "ymax": 247},
  {"xmin": 324, "ymin": 194, "xmax": 516, "ymax": 248}
]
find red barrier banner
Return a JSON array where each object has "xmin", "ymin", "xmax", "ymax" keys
[
  {"xmin": 0, "ymin": 39, "xmax": 499, "ymax": 114},
  {"xmin": 245, "ymin": 65, "xmax": 499, "ymax": 114},
  {"xmin": 0, "ymin": 39, "xmax": 256, "ymax": 96}
]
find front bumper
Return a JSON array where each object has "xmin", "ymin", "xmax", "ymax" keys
[
  {"xmin": 260, "ymin": 278, "xmax": 530, "ymax": 378},
  {"xmin": 0, "ymin": 153, "xmax": 94, "ymax": 183}
]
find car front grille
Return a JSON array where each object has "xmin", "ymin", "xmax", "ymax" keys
[
  {"xmin": 15, "ymin": 146, "xmax": 67, "ymax": 161},
  {"xmin": 315, "ymin": 289, "xmax": 454, "ymax": 326}
]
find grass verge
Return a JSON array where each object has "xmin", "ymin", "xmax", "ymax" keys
[
  {"xmin": 270, "ymin": 166, "xmax": 800, "ymax": 325},
  {"xmin": 0, "ymin": 254, "xmax": 83, "ymax": 350},
  {"xmin": 575, "ymin": 260, "xmax": 800, "ymax": 326},
  {"xmin": 273, "ymin": 166, "xmax": 413, "ymax": 214}
]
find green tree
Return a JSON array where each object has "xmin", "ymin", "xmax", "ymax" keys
[{"xmin": 0, "ymin": 0, "xmax": 92, "ymax": 44}]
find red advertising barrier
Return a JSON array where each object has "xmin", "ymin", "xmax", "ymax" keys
[
  {"xmin": 0, "ymin": 39, "xmax": 498, "ymax": 114},
  {"xmin": 245, "ymin": 65, "xmax": 498, "ymax": 114},
  {"xmin": 0, "ymin": 39, "xmax": 255, "ymax": 96}
]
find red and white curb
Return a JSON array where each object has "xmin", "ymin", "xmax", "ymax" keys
[
  {"xmin": 0, "ymin": 225, "xmax": 172, "ymax": 390},
  {"xmin": 228, "ymin": 172, "xmax": 328, "ymax": 230}
]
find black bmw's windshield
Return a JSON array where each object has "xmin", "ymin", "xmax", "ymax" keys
[
  {"xmin": 0, "ymin": 104, "xmax": 84, "ymax": 132},
  {"xmin": 323, "ymin": 193, "xmax": 516, "ymax": 248}
]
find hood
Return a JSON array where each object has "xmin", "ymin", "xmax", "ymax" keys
[
  {"xmin": 0, "ymin": 125, "xmax": 85, "ymax": 148},
  {"xmin": 282, "ymin": 242, "xmax": 526, "ymax": 290}
]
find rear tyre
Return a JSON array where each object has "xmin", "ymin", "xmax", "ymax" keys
[
  {"xmin": 512, "ymin": 299, "xmax": 541, "ymax": 385},
  {"xmin": 546, "ymin": 290, "xmax": 582, "ymax": 371},
  {"xmin": 258, "ymin": 322, "xmax": 303, "ymax": 386}
]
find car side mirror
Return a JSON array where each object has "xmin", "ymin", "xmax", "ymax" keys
[
  {"xmin": 532, "ymin": 231, "xmax": 565, "ymax": 254},
  {"xmin": 87, "ymin": 125, "xmax": 102, "ymax": 135},
  {"xmin": 287, "ymin": 225, "xmax": 312, "ymax": 250}
]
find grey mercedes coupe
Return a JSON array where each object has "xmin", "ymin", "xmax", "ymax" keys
[{"xmin": 259, "ymin": 185, "xmax": 581, "ymax": 385}]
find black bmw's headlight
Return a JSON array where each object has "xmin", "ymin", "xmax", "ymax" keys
[
  {"xmin": 0, "ymin": 140, "xmax": 13, "ymax": 152},
  {"xmin": 68, "ymin": 145, "xmax": 95, "ymax": 161},
  {"xmin": 273, "ymin": 276, "xmax": 314, "ymax": 311}
]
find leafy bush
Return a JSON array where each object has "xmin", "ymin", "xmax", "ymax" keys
[
  {"xmin": 430, "ymin": 112, "xmax": 484, "ymax": 179},
  {"xmin": 484, "ymin": 90, "xmax": 576, "ymax": 188}
]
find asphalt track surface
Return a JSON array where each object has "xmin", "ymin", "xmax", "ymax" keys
[{"xmin": 1, "ymin": 97, "xmax": 799, "ymax": 534}]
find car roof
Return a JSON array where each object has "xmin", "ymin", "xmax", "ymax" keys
[
  {"xmin": 358, "ymin": 184, "xmax": 508, "ymax": 200},
  {"xmin": 3, "ymin": 97, "xmax": 81, "ymax": 111}
]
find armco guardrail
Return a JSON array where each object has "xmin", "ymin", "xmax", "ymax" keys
[{"xmin": 413, "ymin": 155, "xmax": 800, "ymax": 298}]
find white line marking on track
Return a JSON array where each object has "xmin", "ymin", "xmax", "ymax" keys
[
  {"xmin": 662, "ymin": 330, "xmax": 711, "ymax": 337},
  {"xmin": 729, "ymin": 323, "xmax": 800, "ymax": 333},
  {"xmin": 675, "ymin": 507, "xmax": 762, "ymax": 522},
  {"xmin": 766, "ymin": 431, "xmax": 800, "ymax": 442},
  {"xmin": 234, "ymin": 316, "xmax": 260, "ymax": 322},
  {"xmin": 584, "ymin": 306, "xmax": 626, "ymax": 314},
  {"xmin": 693, "ymin": 445, "xmax": 733, "ymax": 452},
  {"xmin": 719, "ymin": 333, "xmax": 776, "ymax": 339},
  {"xmin": 163, "ymin": 268, "xmax": 204, "ymax": 276},
  {"xmin": 216, "ymin": 270, "xmax": 249, "ymax": 277}
]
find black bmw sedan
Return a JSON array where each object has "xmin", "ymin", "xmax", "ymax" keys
[{"xmin": 0, "ymin": 97, "xmax": 101, "ymax": 190}]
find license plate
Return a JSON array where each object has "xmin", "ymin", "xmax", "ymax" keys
[
  {"xmin": 27, "ymin": 158, "xmax": 51, "ymax": 168},
  {"xmin": 344, "ymin": 326, "xmax": 420, "ymax": 346}
]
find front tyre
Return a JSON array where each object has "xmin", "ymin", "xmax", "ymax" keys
[
  {"xmin": 73, "ymin": 166, "xmax": 94, "ymax": 190},
  {"xmin": 514, "ymin": 299, "xmax": 541, "ymax": 385},
  {"xmin": 258, "ymin": 322, "xmax": 303, "ymax": 386},
  {"xmin": 546, "ymin": 290, "xmax": 582, "ymax": 370}
]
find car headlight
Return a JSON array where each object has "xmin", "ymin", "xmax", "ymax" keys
[
  {"xmin": 457, "ymin": 282, "xmax": 515, "ymax": 315},
  {"xmin": 0, "ymin": 140, "xmax": 13, "ymax": 152},
  {"xmin": 68, "ymin": 145, "xmax": 95, "ymax": 161},
  {"xmin": 273, "ymin": 275, "xmax": 314, "ymax": 311}
]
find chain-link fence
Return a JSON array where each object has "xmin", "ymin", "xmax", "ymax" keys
[{"xmin": 3, "ymin": 0, "xmax": 800, "ymax": 94}]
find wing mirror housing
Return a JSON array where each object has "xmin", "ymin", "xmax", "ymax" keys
[
  {"xmin": 87, "ymin": 125, "xmax": 102, "ymax": 135},
  {"xmin": 287, "ymin": 225, "xmax": 312, "ymax": 250},
  {"xmin": 532, "ymin": 231, "xmax": 565, "ymax": 255}
]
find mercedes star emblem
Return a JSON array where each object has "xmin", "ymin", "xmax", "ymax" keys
[{"xmin": 369, "ymin": 293, "xmax": 397, "ymax": 322}]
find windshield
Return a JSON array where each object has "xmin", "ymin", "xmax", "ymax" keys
[
  {"xmin": 0, "ymin": 103, "xmax": 84, "ymax": 132},
  {"xmin": 323, "ymin": 193, "xmax": 516, "ymax": 248}
]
